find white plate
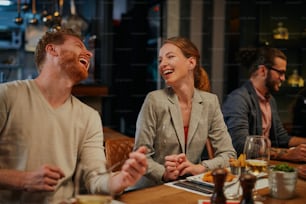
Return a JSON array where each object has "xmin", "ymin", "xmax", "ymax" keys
[
  {"xmin": 186, "ymin": 172, "xmax": 239, "ymax": 187},
  {"xmin": 253, "ymin": 172, "xmax": 268, "ymax": 178}
]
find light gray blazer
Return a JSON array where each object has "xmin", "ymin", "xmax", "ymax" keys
[{"xmin": 132, "ymin": 87, "xmax": 236, "ymax": 189}]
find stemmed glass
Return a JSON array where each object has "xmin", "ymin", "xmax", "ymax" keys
[{"xmin": 243, "ymin": 135, "xmax": 270, "ymax": 201}]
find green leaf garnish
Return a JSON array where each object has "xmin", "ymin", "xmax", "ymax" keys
[{"xmin": 272, "ymin": 163, "xmax": 295, "ymax": 172}]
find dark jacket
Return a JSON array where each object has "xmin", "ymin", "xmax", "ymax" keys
[
  {"xmin": 291, "ymin": 88, "xmax": 306, "ymax": 137},
  {"xmin": 222, "ymin": 80, "xmax": 290, "ymax": 155}
]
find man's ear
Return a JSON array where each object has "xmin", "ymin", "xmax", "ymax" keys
[
  {"xmin": 258, "ymin": 65, "xmax": 268, "ymax": 77},
  {"xmin": 45, "ymin": 44, "xmax": 58, "ymax": 56}
]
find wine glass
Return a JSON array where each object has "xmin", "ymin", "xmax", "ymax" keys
[{"xmin": 243, "ymin": 135, "xmax": 270, "ymax": 201}]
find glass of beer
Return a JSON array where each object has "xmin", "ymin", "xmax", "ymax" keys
[
  {"xmin": 243, "ymin": 135, "xmax": 270, "ymax": 201},
  {"xmin": 73, "ymin": 160, "xmax": 114, "ymax": 204},
  {"xmin": 76, "ymin": 195, "xmax": 112, "ymax": 204}
]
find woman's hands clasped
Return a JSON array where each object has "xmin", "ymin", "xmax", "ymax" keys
[{"xmin": 163, "ymin": 153, "xmax": 205, "ymax": 182}]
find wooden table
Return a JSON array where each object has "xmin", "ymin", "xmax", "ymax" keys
[{"xmin": 118, "ymin": 161, "xmax": 306, "ymax": 204}]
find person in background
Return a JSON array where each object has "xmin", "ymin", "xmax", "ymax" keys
[
  {"xmin": 298, "ymin": 165, "xmax": 306, "ymax": 180},
  {"xmin": 291, "ymin": 87, "xmax": 306, "ymax": 137},
  {"xmin": 132, "ymin": 37, "xmax": 236, "ymax": 189},
  {"xmin": 222, "ymin": 47, "xmax": 306, "ymax": 162},
  {"xmin": 0, "ymin": 28, "xmax": 147, "ymax": 204}
]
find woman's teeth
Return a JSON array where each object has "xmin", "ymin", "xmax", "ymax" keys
[{"xmin": 163, "ymin": 70, "xmax": 173, "ymax": 75}]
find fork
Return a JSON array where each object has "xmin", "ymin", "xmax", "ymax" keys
[{"xmin": 93, "ymin": 161, "xmax": 123, "ymax": 176}]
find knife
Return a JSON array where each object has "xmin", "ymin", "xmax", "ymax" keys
[{"xmin": 173, "ymin": 180, "xmax": 214, "ymax": 194}]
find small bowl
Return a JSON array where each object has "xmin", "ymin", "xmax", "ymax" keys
[
  {"xmin": 230, "ymin": 166, "xmax": 246, "ymax": 175},
  {"xmin": 268, "ymin": 167, "xmax": 298, "ymax": 199}
]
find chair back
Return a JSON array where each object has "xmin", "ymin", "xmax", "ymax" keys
[
  {"xmin": 104, "ymin": 137, "xmax": 135, "ymax": 172},
  {"xmin": 206, "ymin": 138, "xmax": 214, "ymax": 159}
]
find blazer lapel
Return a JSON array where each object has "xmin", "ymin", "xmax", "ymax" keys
[
  {"xmin": 187, "ymin": 90, "xmax": 204, "ymax": 146},
  {"xmin": 168, "ymin": 90, "xmax": 185, "ymax": 152}
]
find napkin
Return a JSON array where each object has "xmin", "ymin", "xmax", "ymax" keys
[
  {"xmin": 224, "ymin": 177, "xmax": 268, "ymax": 197},
  {"xmin": 198, "ymin": 200, "xmax": 264, "ymax": 204},
  {"xmin": 166, "ymin": 178, "xmax": 268, "ymax": 197}
]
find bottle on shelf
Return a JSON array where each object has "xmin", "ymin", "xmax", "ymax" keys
[
  {"xmin": 273, "ymin": 21, "xmax": 289, "ymax": 40},
  {"xmin": 210, "ymin": 168, "xmax": 227, "ymax": 204},
  {"xmin": 287, "ymin": 69, "xmax": 304, "ymax": 87}
]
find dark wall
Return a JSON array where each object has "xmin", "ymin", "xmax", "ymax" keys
[
  {"xmin": 223, "ymin": 0, "xmax": 306, "ymax": 124},
  {"xmin": 110, "ymin": 1, "xmax": 158, "ymax": 135}
]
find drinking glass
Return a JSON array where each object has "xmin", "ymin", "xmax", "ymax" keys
[
  {"xmin": 74, "ymin": 161, "xmax": 113, "ymax": 204},
  {"xmin": 243, "ymin": 135, "xmax": 270, "ymax": 201}
]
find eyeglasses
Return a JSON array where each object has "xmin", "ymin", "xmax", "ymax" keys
[{"xmin": 266, "ymin": 66, "xmax": 286, "ymax": 76}]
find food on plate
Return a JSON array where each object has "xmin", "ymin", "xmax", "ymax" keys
[
  {"xmin": 229, "ymin": 154, "xmax": 246, "ymax": 167},
  {"xmin": 202, "ymin": 168, "xmax": 236, "ymax": 183}
]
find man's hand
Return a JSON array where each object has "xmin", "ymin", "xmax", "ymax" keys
[
  {"xmin": 110, "ymin": 146, "xmax": 148, "ymax": 193},
  {"xmin": 298, "ymin": 165, "xmax": 306, "ymax": 180},
  {"xmin": 22, "ymin": 164, "xmax": 65, "ymax": 192},
  {"xmin": 271, "ymin": 145, "xmax": 306, "ymax": 162},
  {"xmin": 286, "ymin": 144, "xmax": 306, "ymax": 162}
]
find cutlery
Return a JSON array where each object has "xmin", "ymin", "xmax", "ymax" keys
[
  {"xmin": 173, "ymin": 180, "xmax": 214, "ymax": 194},
  {"xmin": 93, "ymin": 161, "xmax": 122, "ymax": 176}
]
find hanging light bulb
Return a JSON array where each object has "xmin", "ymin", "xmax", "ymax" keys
[
  {"xmin": 29, "ymin": 0, "xmax": 38, "ymax": 25},
  {"xmin": 14, "ymin": 0, "xmax": 23, "ymax": 25},
  {"xmin": 21, "ymin": 0, "xmax": 30, "ymax": 12}
]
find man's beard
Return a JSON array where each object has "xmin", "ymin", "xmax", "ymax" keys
[
  {"xmin": 58, "ymin": 50, "xmax": 88, "ymax": 83},
  {"xmin": 265, "ymin": 71, "xmax": 278, "ymax": 97}
]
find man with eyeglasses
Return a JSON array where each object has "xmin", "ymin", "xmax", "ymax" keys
[{"xmin": 222, "ymin": 47, "xmax": 306, "ymax": 163}]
